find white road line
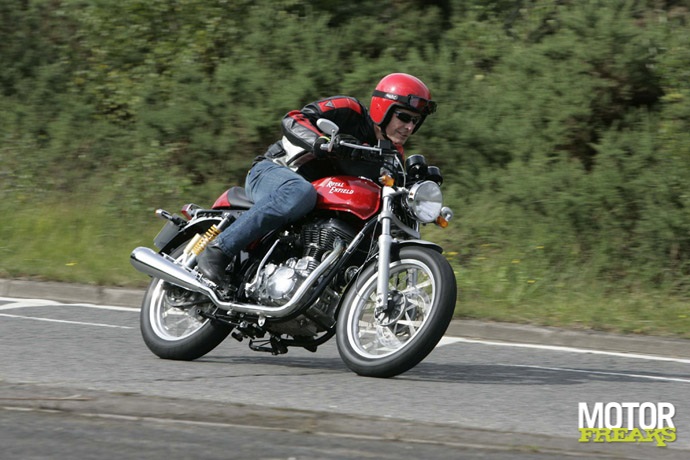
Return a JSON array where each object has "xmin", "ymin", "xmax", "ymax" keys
[
  {"xmin": 436, "ymin": 336, "xmax": 465, "ymax": 347},
  {"xmin": 0, "ymin": 298, "xmax": 61, "ymax": 309},
  {"xmin": 437, "ymin": 336, "xmax": 690, "ymax": 364},
  {"xmin": 500, "ymin": 363, "xmax": 690, "ymax": 384},
  {"xmin": 0, "ymin": 297, "xmax": 137, "ymax": 312},
  {"xmin": 0, "ymin": 297, "xmax": 136, "ymax": 329},
  {"xmin": 0, "ymin": 313, "xmax": 133, "ymax": 329},
  {"xmin": 2, "ymin": 297, "xmax": 688, "ymax": 368}
]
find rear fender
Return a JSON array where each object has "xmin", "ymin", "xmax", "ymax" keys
[{"xmin": 157, "ymin": 216, "xmax": 225, "ymax": 255}]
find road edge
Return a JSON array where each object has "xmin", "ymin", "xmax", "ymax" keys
[{"xmin": 1, "ymin": 382, "xmax": 685, "ymax": 459}]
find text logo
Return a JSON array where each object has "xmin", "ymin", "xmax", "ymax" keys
[
  {"xmin": 326, "ymin": 180, "xmax": 354, "ymax": 195},
  {"xmin": 578, "ymin": 402, "xmax": 676, "ymax": 447}
]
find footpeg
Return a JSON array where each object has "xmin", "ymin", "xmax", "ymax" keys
[{"xmin": 249, "ymin": 336, "xmax": 288, "ymax": 355}]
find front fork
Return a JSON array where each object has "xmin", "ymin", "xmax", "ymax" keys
[{"xmin": 375, "ymin": 187, "xmax": 398, "ymax": 313}]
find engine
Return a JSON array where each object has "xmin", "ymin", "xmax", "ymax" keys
[{"xmin": 247, "ymin": 218, "xmax": 356, "ymax": 306}]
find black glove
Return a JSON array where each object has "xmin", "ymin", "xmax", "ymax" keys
[
  {"xmin": 333, "ymin": 134, "xmax": 361, "ymax": 158},
  {"xmin": 312, "ymin": 136, "xmax": 331, "ymax": 158},
  {"xmin": 312, "ymin": 134, "xmax": 361, "ymax": 159}
]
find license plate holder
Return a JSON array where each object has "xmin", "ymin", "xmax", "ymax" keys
[{"xmin": 153, "ymin": 221, "xmax": 182, "ymax": 249}]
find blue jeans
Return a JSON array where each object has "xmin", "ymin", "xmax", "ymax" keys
[{"xmin": 214, "ymin": 160, "xmax": 318, "ymax": 256}]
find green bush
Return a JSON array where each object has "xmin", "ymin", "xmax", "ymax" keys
[{"xmin": 3, "ymin": 0, "xmax": 690, "ymax": 336}]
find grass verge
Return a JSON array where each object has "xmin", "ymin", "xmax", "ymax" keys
[{"xmin": 2, "ymin": 191, "xmax": 689, "ymax": 339}]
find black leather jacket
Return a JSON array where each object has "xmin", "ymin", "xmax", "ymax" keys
[
  {"xmin": 255, "ymin": 96, "xmax": 387, "ymax": 180},
  {"xmin": 282, "ymin": 95, "xmax": 378, "ymax": 151}
]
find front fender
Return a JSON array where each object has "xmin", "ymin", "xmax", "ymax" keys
[
  {"xmin": 335, "ymin": 239, "xmax": 445, "ymax": 317},
  {"xmin": 355, "ymin": 238, "xmax": 443, "ymax": 277},
  {"xmin": 392, "ymin": 239, "xmax": 443, "ymax": 256}
]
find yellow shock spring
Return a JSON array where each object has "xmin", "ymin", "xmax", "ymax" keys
[{"xmin": 191, "ymin": 225, "xmax": 221, "ymax": 256}]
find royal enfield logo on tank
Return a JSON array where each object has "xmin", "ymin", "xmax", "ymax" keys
[{"xmin": 325, "ymin": 180, "xmax": 355, "ymax": 195}]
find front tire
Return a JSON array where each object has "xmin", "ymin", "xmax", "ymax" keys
[
  {"xmin": 140, "ymin": 245, "xmax": 231, "ymax": 361},
  {"xmin": 336, "ymin": 246, "xmax": 457, "ymax": 378}
]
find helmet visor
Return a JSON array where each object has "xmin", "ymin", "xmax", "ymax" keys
[{"xmin": 372, "ymin": 90, "xmax": 437, "ymax": 115}]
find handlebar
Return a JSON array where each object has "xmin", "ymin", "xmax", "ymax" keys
[
  {"xmin": 318, "ymin": 139, "xmax": 391, "ymax": 162},
  {"xmin": 318, "ymin": 139, "xmax": 383, "ymax": 154},
  {"xmin": 314, "ymin": 118, "xmax": 404, "ymax": 183},
  {"xmin": 338, "ymin": 141, "xmax": 384, "ymax": 157}
]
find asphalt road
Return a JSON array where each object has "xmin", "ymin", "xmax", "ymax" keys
[{"xmin": 1, "ymin": 295, "xmax": 690, "ymax": 459}]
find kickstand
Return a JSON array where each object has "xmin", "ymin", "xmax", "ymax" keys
[{"xmin": 249, "ymin": 336, "xmax": 288, "ymax": 355}]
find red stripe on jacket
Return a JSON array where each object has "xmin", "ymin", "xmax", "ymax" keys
[{"xmin": 317, "ymin": 97, "xmax": 363, "ymax": 114}]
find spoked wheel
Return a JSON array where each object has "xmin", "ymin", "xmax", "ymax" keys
[
  {"xmin": 336, "ymin": 246, "xmax": 457, "ymax": 378},
  {"xmin": 140, "ymin": 245, "xmax": 231, "ymax": 360}
]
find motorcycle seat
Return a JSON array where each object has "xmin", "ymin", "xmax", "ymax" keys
[{"xmin": 224, "ymin": 186, "xmax": 254, "ymax": 209}]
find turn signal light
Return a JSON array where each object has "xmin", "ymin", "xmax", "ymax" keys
[
  {"xmin": 435, "ymin": 215, "xmax": 449, "ymax": 228},
  {"xmin": 379, "ymin": 174, "xmax": 395, "ymax": 187}
]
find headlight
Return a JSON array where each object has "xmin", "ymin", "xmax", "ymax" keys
[{"xmin": 405, "ymin": 181, "xmax": 443, "ymax": 223}]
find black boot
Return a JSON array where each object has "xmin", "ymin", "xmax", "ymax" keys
[{"xmin": 197, "ymin": 243, "xmax": 232, "ymax": 285}]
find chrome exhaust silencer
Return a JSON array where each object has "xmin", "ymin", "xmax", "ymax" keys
[{"xmin": 130, "ymin": 247, "xmax": 210, "ymax": 294}]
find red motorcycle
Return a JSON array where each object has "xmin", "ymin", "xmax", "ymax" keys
[{"xmin": 130, "ymin": 119, "xmax": 457, "ymax": 378}]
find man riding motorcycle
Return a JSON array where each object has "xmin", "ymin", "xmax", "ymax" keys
[{"xmin": 197, "ymin": 72, "xmax": 438, "ymax": 285}]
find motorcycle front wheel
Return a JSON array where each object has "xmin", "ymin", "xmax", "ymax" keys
[
  {"xmin": 140, "ymin": 244, "xmax": 231, "ymax": 361},
  {"xmin": 336, "ymin": 246, "xmax": 457, "ymax": 378}
]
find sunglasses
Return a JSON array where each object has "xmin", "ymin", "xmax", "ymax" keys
[{"xmin": 394, "ymin": 111, "xmax": 422, "ymax": 125}]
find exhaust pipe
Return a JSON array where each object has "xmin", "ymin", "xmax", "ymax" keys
[
  {"xmin": 130, "ymin": 247, "xmax": 210, "ymax": 294},
  {"xmin": 129, "ymin": 241, "xmax": 345, "ymax": 318}
]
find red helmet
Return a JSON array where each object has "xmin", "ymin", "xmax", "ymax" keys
[{"xmin": 370, "ymin": 73, "xmax": 437, "ymax": 134}]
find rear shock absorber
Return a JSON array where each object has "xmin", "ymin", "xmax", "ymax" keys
[
  {"xmin": 182, "ymin": 213, "xmax": 234, "ymax": 265},
  {"xmin": 191, "ymin": 225, "xmax": 222, "ymax": 256}
]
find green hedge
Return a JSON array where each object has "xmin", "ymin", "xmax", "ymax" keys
[{"xmin": 2, "ymin": 0, "xmax": 690, "ymax": 309}]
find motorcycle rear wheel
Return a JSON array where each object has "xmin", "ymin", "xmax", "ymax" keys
[
  {"xmin": 140, "ymin": 245, "xmax": 231, "ymax": 361},
  {"xmin": 336, "ymin": 246, "xmax": 457, "ymax": 378}
]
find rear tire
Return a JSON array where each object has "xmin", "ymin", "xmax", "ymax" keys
[
  {"xmin": 140, "ymin": 245, "xmax": 231, "ymax": 361},
  {"xmin": 336, "ymin": 246, "xmax": 457, "ymax": 378}
]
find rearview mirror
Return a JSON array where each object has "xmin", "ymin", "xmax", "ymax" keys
[{"xmin": 316, "ymin": 118, "xmax": 339, "ymax": 136}]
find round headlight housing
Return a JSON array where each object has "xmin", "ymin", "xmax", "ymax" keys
[{"xmin": 405, "ymin": 181, "xmax": 443, "ymax": 223}]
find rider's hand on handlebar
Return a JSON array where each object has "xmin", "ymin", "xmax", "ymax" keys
[
  {"xmin": 333, "ymin": 134, "xmax": 361, "ymax": 159},
  {"xmin": 312, "ymin": 136, "xmax": 332, "ymax": 158},
  {"xmin": 313, "ymin": 134, "xmax": 362, "ymax": 159}
]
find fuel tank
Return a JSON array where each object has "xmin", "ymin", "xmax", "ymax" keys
[{"xmin": 311, "ymin": 176, "xmax": 381, "ymax": 220}]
